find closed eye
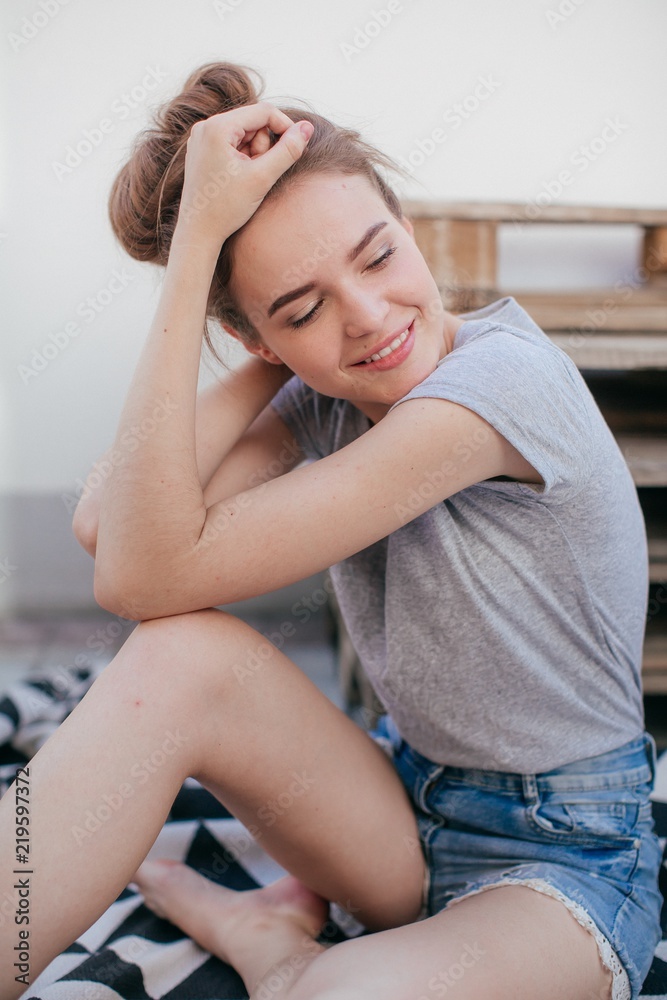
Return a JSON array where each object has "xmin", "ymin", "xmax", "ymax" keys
[
  {"xmin": 288, "ymin": 246, "xmax": 397, "ymax": 329},
  {"xmin": 367, "ymin": 246, "xmax": 397, "ymax": 270},
  {"xmin": 290, "ymin": 301, "xmax": 323, "ymax": 329}
]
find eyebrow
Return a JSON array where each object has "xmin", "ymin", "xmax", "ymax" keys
[
  {"xmin": 348, "ymin": 221, "xmax": 387, "ymax": 263},
  {"xmin": 268, "ymin": 282, "xmax": 316, "ymax": 319},
  {"xmin": 266, "ymin": 221, "xmax": 389, "ymax": 319}
]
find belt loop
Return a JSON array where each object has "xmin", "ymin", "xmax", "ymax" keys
[
  {"xmin": 522, "ymin": 773, "xmax": 538, "ymax": 803},
  {"xmin": 417, "ymin": 764, "xmax": 445, "ymax": 813},
  {"xmin": 644, "ymin": 732, "xmax": 658, "ymax": 786}
]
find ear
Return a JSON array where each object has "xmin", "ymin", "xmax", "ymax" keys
[
  {"xmin": 221, "ymin": 325, "xmax": 284, "ymax": 366},
  {"xmin": 400, "ymin": 215, "xmax": 415, "ymax": 239}
]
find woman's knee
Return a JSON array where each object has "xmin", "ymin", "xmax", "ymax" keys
[{"xmin": 109, "ymin": 608, "xmax": 269, "ymax": 699}]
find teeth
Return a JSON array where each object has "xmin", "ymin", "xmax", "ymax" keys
[{"xmin": 363, "ymin": 328, "xmax": 410, "ymax": 363}]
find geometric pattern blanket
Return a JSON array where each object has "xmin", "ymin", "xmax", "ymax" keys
[{"xmin": 2, "ymin": 661, "xmax": 667, "ymax": 999}]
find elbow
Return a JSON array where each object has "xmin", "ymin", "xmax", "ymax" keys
[
  {"xmin": 93, "ymin": 564, "xmax": 192, "ymax": 622},
  {"xmin": 72, "ymin": 508, "xmax": 98, "ymax": 559},
  {"xmin": 93, "ymin": 565, "xmax": 151, "ymax": 621}
]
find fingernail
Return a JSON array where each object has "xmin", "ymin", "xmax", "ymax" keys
[{"xmin": 299, "ymin": 122, "xmax": 314, "ymax": 141}]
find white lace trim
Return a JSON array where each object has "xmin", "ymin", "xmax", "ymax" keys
[{"xmin": 446, "ymin": 876, "xmax": 630, "ymax": 1000}]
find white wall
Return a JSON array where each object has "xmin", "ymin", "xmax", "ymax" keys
[{"xmin": 2, "ymin": 0, "xmax": 666, "ymax": 500}]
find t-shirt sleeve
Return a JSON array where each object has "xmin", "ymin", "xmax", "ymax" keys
[{"xmin": 388, "ymin": 322, "xmax": 597, "ymax": 503}]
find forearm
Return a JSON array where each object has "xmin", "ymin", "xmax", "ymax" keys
[
  {"xmin": 73, "ymin": 357, "xmax": 289, "ymax": 558},
  {"xmin": 94, "ymin": 227, "xmax": 222, "ymax": 591},
  {"xmin": 92, "ymin": 102, "xmax": 312, "ymax": 604}
]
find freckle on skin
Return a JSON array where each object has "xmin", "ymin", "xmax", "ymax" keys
[{"xmin": 135, "ymin": 699, "xmax": 142, "ymax": 708}]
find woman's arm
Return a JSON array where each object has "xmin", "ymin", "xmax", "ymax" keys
[
  {"xmin": 96, "ymin": 394, "xmax": 527, "ymax": 620},
  {"xmin": 72, "ymin": 359, "xmax": 298, "ymax": 558},
  {"xmin": 93, "ymin": 104, "xmax": 313, "ymax": 606}
]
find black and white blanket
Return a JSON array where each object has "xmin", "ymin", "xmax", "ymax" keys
[{"xmin": 2, "ymin": 663, "xmax": 667, "ymax": 999}]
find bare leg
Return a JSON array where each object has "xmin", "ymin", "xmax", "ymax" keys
[
  {"xmin": 135, "ymin": 864, "xmax": 614, "ymax": 1000},
  {"xmin": 0, "ymin": 609, "xmax": 424, "ymax": 998}
]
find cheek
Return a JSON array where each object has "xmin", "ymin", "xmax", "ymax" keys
[
  {"xmin": 395, "ymin": 246, "xmax": 434, "ymax": 291},
  {"xmin": 288, "ymin": 345, "xmax": 343, "ymax": 385}
]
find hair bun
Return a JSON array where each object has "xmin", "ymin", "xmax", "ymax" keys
[
  {"xmin": 108, "ymin": 62, "xmax": 262, "ymax": 264},
  {"xmin": 179, "ymin": 62, "xmax": 261, "ymax": 115}
]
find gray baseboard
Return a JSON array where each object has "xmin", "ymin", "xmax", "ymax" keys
[{"xmin": 0, "ymin": 493, "xmax": 328, "ymax": 620}]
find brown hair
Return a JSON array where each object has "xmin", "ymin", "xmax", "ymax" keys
[{"xmin": 108, "ymin": 61, "xmax": 404, "ymax": 365}]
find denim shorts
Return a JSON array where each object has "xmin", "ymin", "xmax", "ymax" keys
[{"xmin": 371, "ymin": 715, "xmax": 663, "ymax": 1000}]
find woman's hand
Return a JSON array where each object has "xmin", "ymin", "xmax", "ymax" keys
[{"xmin": 176, "ymin": 102, "xmax": 314, "ymax": 246}]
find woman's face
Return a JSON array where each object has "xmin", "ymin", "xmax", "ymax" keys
[{"xmin": 229, "ymin": 172, "xmax": 457, "ymax": 423}]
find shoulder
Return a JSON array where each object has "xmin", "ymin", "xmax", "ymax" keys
[
  {"xmin": 394, "ymin": 297, "xmax": 586, "ymax": 411},
  {"xmin": 387, "ymin": 299, "xmax": 599, "ymax": 500}
]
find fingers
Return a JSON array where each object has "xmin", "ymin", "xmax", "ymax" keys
[
  {"xmin": 181, "ymin": 104, "xmax": 315, "ymax": 240},
  {"xmin": 223, "ymin": 101, "xmax": 295, "ymax": 139},
  {"xmin": 253, "ymin": 120, "xmax": 315, "ymax": 184},
  {"xmin": 247, "ymin": 126, "xmax": 272, "ymax": 158}
]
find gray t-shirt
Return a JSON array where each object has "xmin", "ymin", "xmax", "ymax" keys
[{"xmin": 271, "ymin": 296, "xmax": 648, "ymax": 772}]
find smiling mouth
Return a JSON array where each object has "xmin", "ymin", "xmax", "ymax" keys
[{"xmin": 354, "ymin": 324, "xmax": 413, "ymax": 365}]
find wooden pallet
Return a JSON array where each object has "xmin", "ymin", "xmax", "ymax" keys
[{"xmin": 403, "ymin": 201, "xmax": 667, "ymax": 315}]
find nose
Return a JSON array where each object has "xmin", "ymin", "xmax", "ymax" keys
[{"xmin": 342, "ymin": 287, "xmax": 390, "ymax": 339}]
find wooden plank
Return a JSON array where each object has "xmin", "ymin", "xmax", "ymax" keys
[
  {"xmin": 548, "ymin": 333, "xmax": 667, "ymax": 370},
  {"xmin": 643, "ymin": 630, "xmax": 667, "ymax": 694},
  {"xmin": 504, "ymin": 290, "xmax": 667, "ymax": 332},
  {"xmin": 413, "ymin": 218, "xmax": 497, "ymax": 293},
  {"xmin": 643, "ymin": 227, "xmax": 667, "ymax": 275},
  {"xmin": 642, "ymin": 492, "xmax": 667, "ymax": 584},
  {"xmin": 649, "ymin": 541, "xmax": 667, "ymax": 584},
  {"xmin": 403, "ymin": 200, "xmax": 667, "ymax": 226},
  {"xmin": 615, "ymin": 435, "xmax": 667, "ymax": 486},
  {"xmin": 642, "ymin": 673, "xmax": 667, "ymax": 694}
]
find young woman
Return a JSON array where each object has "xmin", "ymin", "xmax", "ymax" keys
[{"xmin": 0, "ymin": 62, "xmax": 661, "ymax": 1000}]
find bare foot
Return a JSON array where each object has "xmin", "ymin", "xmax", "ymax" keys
[{"xmin": 133, "ymin": 860, "xmax": 328, "ymax": 967}]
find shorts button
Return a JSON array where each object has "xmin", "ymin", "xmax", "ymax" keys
[{"xmin": 633, "ymin": 838, "xmax": 642, "ymax": 849}]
